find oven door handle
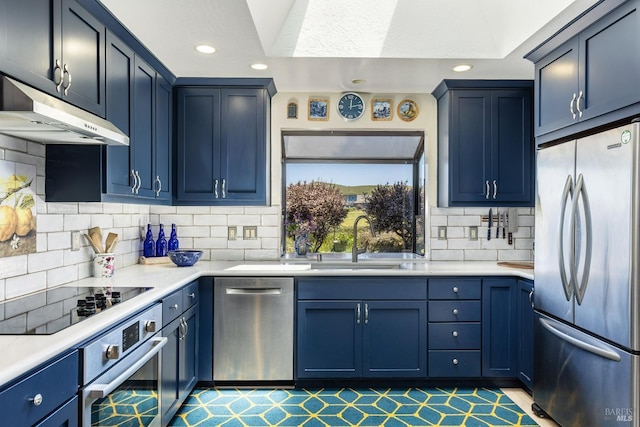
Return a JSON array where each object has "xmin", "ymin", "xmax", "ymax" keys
[{"xmin": 86, "ymin": 337, "xmax": 167, "ymax": 399}]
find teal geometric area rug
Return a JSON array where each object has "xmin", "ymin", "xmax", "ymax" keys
[{"xmin": 169, "ymin": 387, "xmax": 539, "ymax": 426}]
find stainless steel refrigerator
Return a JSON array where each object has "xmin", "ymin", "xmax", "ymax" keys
[{"xmin": 534, "ymin": 119, "xmax": 640, "ymax": 426}]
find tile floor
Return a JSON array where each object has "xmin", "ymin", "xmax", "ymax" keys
[{"xmin": 502, "ymin": 389, "xmax": 559, "ymax": 427}]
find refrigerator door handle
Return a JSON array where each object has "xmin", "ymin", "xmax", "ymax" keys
[
  {"xmin": 570, "ymin": 174, "xmax": 593, "ymax": 305},
  {"xmin": 558, "ymin": 175, "xmax": 574, "ymax": 301},
  {"xmin": 539, "ymin": 317, "xmax": 621, "ymax": 361}
]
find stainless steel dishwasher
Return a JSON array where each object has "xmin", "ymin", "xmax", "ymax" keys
[{"xmin": 213, "ymin": 277, "xmax": 294, "ymax": 382}]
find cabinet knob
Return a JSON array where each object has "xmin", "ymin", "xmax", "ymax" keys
[
  {"xmin": 452, "ymin": 308, "xmax": 459, "ymax": 315},
  {"xmin": 452, "ymin": 331, "xmax": 459, "ymax": 337},
  {"xmin": 452, "ymin": 358, "xmax": 459, "ymax": 365},
  {"xmin": 29, "ymin": 393, "xmax": 43, "ymax": 406},
  {"xmin": 105, "ymin": 345, "xmax": 120, "ymax": 360},
  {"xmin": 188, "ymin": 293, "xmax": 195, "ymax": 299},
  {"xmin": 170, "ymin": 304, "xmax": 179, "ymax": 310},
  {"xmin": 452, "ymin": 286, "xmax": 459, "ymax": 293}
]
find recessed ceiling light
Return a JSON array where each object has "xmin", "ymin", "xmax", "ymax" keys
[
  {"xmin": 453, "ymin": 64, "xmax": 473, "ymax": 72},
  {"xmin": 251, "ymin": 63, "xmax": 268, "ymax": 70},
  {"xmin": 195, "ymin": 44, "xmax": 216, "ymax": 54},
  {"xmin": 351, "ymin": 79, "xmax": 366, "ymax": 85}
]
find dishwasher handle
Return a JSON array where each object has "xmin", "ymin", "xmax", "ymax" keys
[{"xmin": 225, "ymin": 287, "xmax": 282, "ymax": 295}]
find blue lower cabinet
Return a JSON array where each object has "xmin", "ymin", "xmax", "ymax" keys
[
  {"xmin": 296, "ymin": 300, "xmax": 426, "ymax": 379},
  {"xmin": 33, "ymin": 396, "xmax": 78, "ymax": 427},
  {"xmin": 518, "ymin": 279, "xmax": 534, "ymax": 390},
  {"xmin": 482, "ymin": 278, "xmax": 518, "ymax": 377}
]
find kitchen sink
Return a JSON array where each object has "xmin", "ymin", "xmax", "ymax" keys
[{"xmin": 309, "ymin": 262, "xmax": 403, "ymax": 270}]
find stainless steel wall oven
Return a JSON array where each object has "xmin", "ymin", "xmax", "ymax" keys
[{"xmin": 80, "ymin": 304, "xmax": 165, "ymax": 427}]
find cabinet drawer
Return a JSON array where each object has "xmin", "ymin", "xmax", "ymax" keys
[
  {"xmin": 182, "ymin": 281, "xmax": 199, "ymax": 309},
  {"xmin": 428, "ymin": 279, "xmax": 481, "ymax": 300},
  {"xmin": 428, "ymin": 300, "xmax": 481, "ymax": 322},
  {"xmin": 428, "ymin": 350, "xmax": 481, "ymax": 377},
  {"xmin": 298, "ymin": 277, "xmax": 427, "ymax": 300},
  {"xmin": 162, "ymin": 290, "xmax": 183, "ymax": 326},
  {"xmin": 0, "ymin": 351, "xmax": 78, "ymax": 426},
  {"xmin": 428, "ymin": 323, "xmax": 481, "ymax": 349}
]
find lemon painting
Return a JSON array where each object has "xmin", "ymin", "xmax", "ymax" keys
[{"xmin": 0, "ymin": 160, "xmax": 36, "ymax": 257}]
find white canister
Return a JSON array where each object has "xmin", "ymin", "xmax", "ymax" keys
[{"xmin": 93, "ymin": 253, "xmax": 115, "ymax": 278}]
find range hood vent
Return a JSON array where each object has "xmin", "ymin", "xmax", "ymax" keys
[{"xmin": 0, "ymin": 76, "xmax": 128, "ymax": 146}]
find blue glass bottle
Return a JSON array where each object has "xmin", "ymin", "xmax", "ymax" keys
[
  {"xmin": 156, "ymin": 223, "xmax": 168, "ymax": 257},
  {"xmin": 168, "ymin": 223, "xmax": 179, "ymax": 251},
  {"xmin": 143, "ymin": 224, "xmax": 155, "ymax": 257}
]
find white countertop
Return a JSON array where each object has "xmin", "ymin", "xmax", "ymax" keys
[{"xmin": 0, "ymin": 260, "xmax": 533, "ymax": 387}]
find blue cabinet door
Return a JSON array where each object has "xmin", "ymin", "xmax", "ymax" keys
[
  {"xmin": 220, "ymin": 89, "xmax": 266, "ymax": 203},
  {"xmin": 161, "ymin": 316, "xmax": 180, "ymax": 426},
  {"xmin": 449, "ymin": 90, "xmax": 491, "ymax": 204},
  {"xmin": 518, "ymin": 280, "xmax": 534, "ymax": 390},
  {"xmin": 132, "ymin": 56, "xmax": 156, "ymax": 199},
  {"xmin": 534, "ymin": 38, "xmax": 579, "ymax": 136},
  {"xmin": 154, "ymin": 74, "xmax": 172, "ymax": 202},
  {"xmin": 33, "ymin": 396, "xmax": 78, "ymax": 427},
  {"xmin": 578, "ymin": 1, "xmax": 640, "ymax": 123},
  {"xmin": 0, "ymin": 0, "xmax": 61, "ymax": 95},
  {"xmin": 178, "ymin": 305, "xmax": 198, "ymax": 402},
  {"xmin": 60, "ymin": 0, "xmax": 105, "ymax": 116},
  {"xmin": 175, "ymin": 87, "xmax": 221, "ymax": 201},
  {"xmin": 482, "ymin": 278, "xmax": 518, "ymax": 377},
  {"xmin": 105, "ymin": 31, "xmax": 134, "ymax": 197},
  {"xmin": 296, "ymin": 301, "xmax": 362, "ymax": 378},
  {"xmin": 491, "ymin": 89, "xmax": 533, "ymax": 204},
  {"xmin": 363, "ymin": 301, "xmax": 427, "ymax": 378}
]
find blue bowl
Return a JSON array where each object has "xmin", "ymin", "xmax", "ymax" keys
[{"xmin": 168, "ymin": 250, "xmax": 203, "ymax": 267}]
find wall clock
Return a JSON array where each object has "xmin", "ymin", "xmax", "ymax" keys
[{"xmin": 337, "ymin": 92, "xmax": 365, "ymax": 121}]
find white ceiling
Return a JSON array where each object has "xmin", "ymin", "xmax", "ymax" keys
[{"xmin": 99, "ymin": 0, "xmax": 598, "ymax": 93}]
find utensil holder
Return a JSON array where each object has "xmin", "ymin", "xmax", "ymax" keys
[{"xmin": 93, "ymin": 253, "xmax": 115, "ymax": 278}]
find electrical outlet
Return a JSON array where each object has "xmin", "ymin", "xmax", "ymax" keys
[
  {"xmin": 243, "ymin": 226, "xmax": 258, "ymax": 239},
  {"xmin": 437, "ymin": 226, "xmax": 447, "ymax": 240},
  {"xmin": 469, "ymin": 226, "xmax": 478, "ymax": 241},
  {"xmin": 71, "ymin": 231, "xmax": 81, "ymax": 251},
  {"xmin": 228, "ymin": 226, "xmax": 237, "ymax": 240}
]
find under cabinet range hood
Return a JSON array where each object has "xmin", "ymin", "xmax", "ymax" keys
[{"xmin": 0, "ymin": 76, "xmax": 128, "ymax": 146}]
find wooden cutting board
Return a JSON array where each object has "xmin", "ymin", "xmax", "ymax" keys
[
  {"xmin": 139, "ymin": 256, "xmax": 172, "ymax": 265},
  {"xmin": 497, "ymin": 261, "xmax": 534, "ymax": 270}
]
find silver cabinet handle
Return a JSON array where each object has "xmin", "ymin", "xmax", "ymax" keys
[
  {"xmin": 576, "ymin": 90, "xmax": 584, "ymax": 118},
  {"xmin": 155, "ymin": 176, "xmax": 162, "ymax": 197},
  {"xmin": 452, "ymin": 286, "xmax": 459, "ymax": 294},
  {"xmin": 452, "ymin": 308, "xmax": 459, "ymax": 315},
  {"xmin": 492, "ymin": 180, "xmax": 497, "ymax": 199},
  {"xmin": 214, "ymin": 179, "xmax": 219, "ymax": 198},
  {"xmin": 570, "ymin": 173, "xmax": 592, "ymax": 305},
  {"xmin": 130, "ymin": 170, "xmax": 138, "ymax": 194},
  {"xmin": 183, "ymin": 316, "xmax": 189, "ymax": 337},
  {"xmin": 29, "ymin": 394, "xmax": 43, "ymax": 406},
  {"xmin": 54, "ymin": 59, "xmax": 63, "ymax": 92},
  {"xmin": 364, "ymin": 303, "xmax": 369, "ymax": 325},
  {"xmin": 529, "ymin": 289, "xmax": 535, "ymax": 309},
  {"xmin": 222, "ymin": 178, "xmax": 226, "ymax": 198},
  {"xmin": 485, "ymin": 180, "xmax": 490, "ymax": 199},
  {"xmin": 356, "ymin": 303, "xmax": 361, "ymax": 324},
  {"xmin": 188, "ymin": 293, "xmax": 195, "ymax": 299},
  {"xmin": 178, "ymin": 317, "xmax": 186, "ymax": 341},
  {"xmin": 135, "ymin": 170, "xmax": 142, "ymax": 194},
  {"xmin": 452, "ymin": 331, "xmax": 459, "ymax": 337},
  {"xmin": 570, "ymin": 93, "xmax": 577, "ymax": 119},
  {"xmin": 452, "ymin": 358, "xmax": 459, "ymax": 365},
  {"xmin": 558, "ymin": 175, "xmax": 574, "ymax": 301},
  {"xmin": 62, "ymin": 63, "xmax": 71, "ymax": 96},
  {"xmin": 170, "ymin": 304, "xmax": 179, "ymax": 310}
]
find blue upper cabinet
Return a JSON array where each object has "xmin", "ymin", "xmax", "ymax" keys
[
  {"xmin": 0, "ymin": 0, "xmax": 106, "ymax": 117},
  {"xmin": 175, "ymin": 82, "xmax": 274, "ymax": 205},
  {"xmin": 528, "ymin": 0, "xmax": 640, "ymax": 143},
  {"xmin": 434, "ymin": 80, "xmax": 534, "ymax": 207}
]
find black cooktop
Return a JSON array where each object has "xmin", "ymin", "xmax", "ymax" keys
[{"xmin": 0, "ymin": 286, "xmax": 153, "ymax": 335}]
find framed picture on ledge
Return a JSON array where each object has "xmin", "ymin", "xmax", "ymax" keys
[
  {"xmin": 371, "ymin": 98, "xmax": 392, "ymax": 121},
  {"xmin": 308, "ymin": 98, "xmax": 329, "ymax": 121}
]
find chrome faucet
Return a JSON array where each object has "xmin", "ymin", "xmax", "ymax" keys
[{"xmin": 352, "ymin": 215, "xmax": 375, "ymax": 263}]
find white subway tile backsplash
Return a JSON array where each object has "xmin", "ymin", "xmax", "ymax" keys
[
  {"xmin": 78, "ymin": 203, "xmax": 104, "ymax": 214},
  {"xmin": 102, "ymin": 203, "xmax": 124, "ymax": 214},
  {"xmin": 63, "ymin": 214, "xmax": 91, "ymax": 231},
  {"xmin": 176, "ymin": 206, "xmax": 209, "ymax": 214},
  {"xmin": 245, "ymin": 249, "xmax": 280, "ymax": 260},
  {"xmin": 36, "ymin": 214, "xmax": 64, "ymax": 232},
  {"xmin": 194, "ymin": 215, "xmax": 227, "ymax": 226},
  {"xmin": 431, "ymin": 250, "xmax": 464, "ymax": 261},
  {"xmin": 6, "ymin": 271, "xmax": 46, "ymax": 299},
  {"xmin": 47, "ymin": 203, "xmax": 78, "ymax": 214},
  {"xmin": 28, "ymin": 250, "xmax": 63, "ymax": 273},
  {"xmin": 47, "ymin": 232, "xmax": 71, "ymax": 251},
  {"xmin": 47, "ymin": 265, "xmax": 78, "ymax": 288},
  {"xmin": 234, "ymin": 215, "xmax": 261, "ymax": 225},
  {"xmin": 211, "ymin": 206, "xmax": 244, "ymax": 215},
  {"xmin": 448, "ymin": 215, "xmax": 481, "ymax": 226},
  {"xmin": 465, "ymin": 250, "xmax": 498, "ymax": 261},
  {"xmin": 0, "ymin": 256, "xmax": 28, "ymax": 280},
  {"xmin": 90, "ymin": 214, "xmax": 114, "ymax": 229}
]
